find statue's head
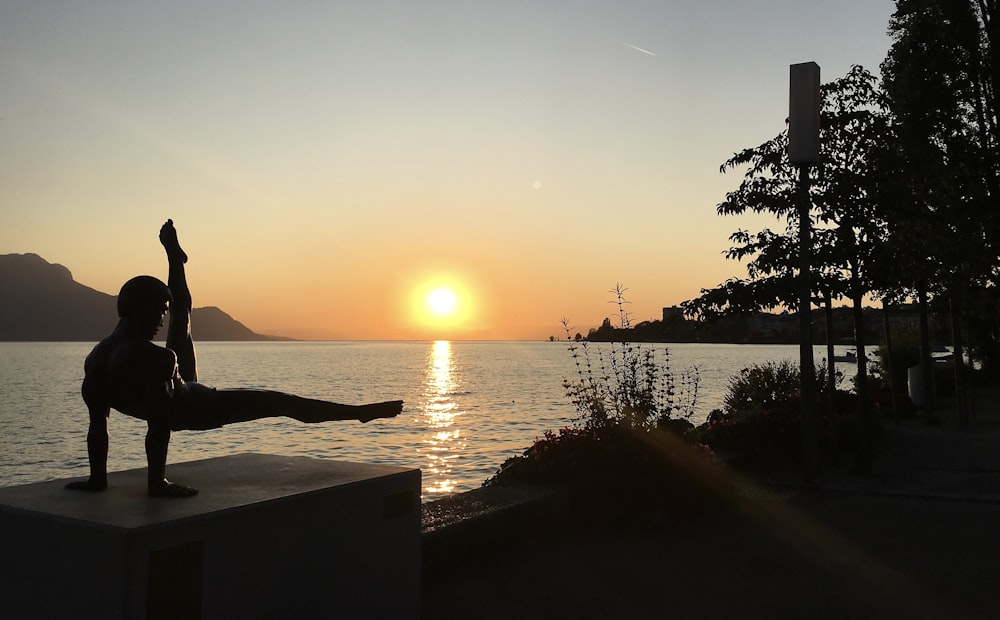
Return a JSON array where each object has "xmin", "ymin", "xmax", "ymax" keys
[
  {"xmin": 117, "ymin": 275, "xmax": 172, "ymax": 318},
  {"xmin": 117, "ymin": 276, "xmax": 172, "ymax": 339}
]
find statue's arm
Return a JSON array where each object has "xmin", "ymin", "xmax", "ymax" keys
[{"xmin": 65, "ymin": 403, "xmax": 110, "ymax": 491}]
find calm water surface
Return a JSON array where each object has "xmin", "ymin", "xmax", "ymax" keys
[{"xmin": 0, "ymin": 341, "xmax": 856, "ymax": 502}]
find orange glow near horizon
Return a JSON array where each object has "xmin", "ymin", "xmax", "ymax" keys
[{"xmin": 1, "ymin": 3, "xmax": 897, "ymax": 342}]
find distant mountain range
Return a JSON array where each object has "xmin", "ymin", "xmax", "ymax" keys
[{"xmin": 0, "ymin": 253, "xmax": 292, "ymax": 341}]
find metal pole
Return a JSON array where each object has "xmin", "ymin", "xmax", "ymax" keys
[
  {"xmin": 798, "ymin": 164, "xmax": 818, "ymax": 482},
  {"xmin": 789, "ymin": 61, "xmax": 820, "ymax": 484}
]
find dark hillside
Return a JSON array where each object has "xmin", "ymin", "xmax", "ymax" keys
[{"xmin": 0, "ymin": 253, "xmax": 290, "ymax": 341}]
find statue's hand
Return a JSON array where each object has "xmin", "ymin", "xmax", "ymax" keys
[
  {"xmin": 148, "ymin": 479, "xmax": 199, "ymax": 498},
  {"xmin": 66, "ymin": 478, "xmax": 108, "ymax": 492}
]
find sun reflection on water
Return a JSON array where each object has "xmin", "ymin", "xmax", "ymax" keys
[{"xmin": 422, "ymin": 340, "xmax": 464, "ymax": 497}]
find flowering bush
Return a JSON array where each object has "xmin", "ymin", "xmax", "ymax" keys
[
  {"xmin": 561, "ymin": 285, "xmax": 699, "ymax": 432},
  {"xmin": 721, "ymin": 360, "xmax": 800, "ymax": 417},
  {"xmin": 488, "ymin": 421, "xmax": 712, "ymax": 480},
  {"xmin": 695, "ymin": 360, "xmax": 842, "ymax": 462},
  {"xmin": 486, "ymin": 286, "xmax": 718, "ymax": 521}
]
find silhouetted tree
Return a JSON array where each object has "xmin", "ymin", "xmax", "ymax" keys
[
  {"xmin": 685, "ymin": 66, "xmax": 887, "ymax": 359},
  {"xmin": 882, "ymin": 0, "xmax": 1000, "ymax": 419},
  {"xmin": 684, "ymin": 66, "xmax": 890, "ymax": 466},
  {"xmin": 814, "ymin": 67, "xmax": 893, "ymax": 464}
]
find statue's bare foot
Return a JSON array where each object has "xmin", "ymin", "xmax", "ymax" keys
[
  {"xmin": 358, "ymin": 400, "xmax": 403, "ymax": 423},
  {"xmin": 148, "ymin": 479, "xmax": 199, "ymax": 497},
  {"xmin": 159, "ymin": 219, "xmax": 188, "ymax": 264},
  {"xmin": 66, "ymin": 478, "xmax": 108, "ymax": 492}
]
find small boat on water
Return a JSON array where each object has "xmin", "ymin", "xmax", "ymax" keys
[{"xmin": 833, "ymin": 350, "xmax": 857, "ymax": 363}]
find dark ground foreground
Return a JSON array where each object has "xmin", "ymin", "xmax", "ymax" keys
[{"xmin": 421, "ymin": 388, "xmax": 1000, "ymax": 620}]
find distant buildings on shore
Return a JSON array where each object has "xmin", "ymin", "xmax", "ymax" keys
[{"xmin": 584, "ymin": 304, "xmax": 941, "ymax": 345}]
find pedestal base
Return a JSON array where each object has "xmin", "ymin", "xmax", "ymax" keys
[{"xmin": 0, "ymin": 453, "xmax": 421, "ymax": 619}]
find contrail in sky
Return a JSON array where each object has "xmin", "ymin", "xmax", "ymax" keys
[{"xmin": 621, "ymin": 41, "xmax": 656, "ymax": 56}]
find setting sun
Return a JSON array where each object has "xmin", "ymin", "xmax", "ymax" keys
[
  {"xmin": 404, "ymin": 270, "xmax": 484, "ymax": 338},
  {"xmin": 426, "ymin": 288, "xmax": 458, "ymax": 316}
]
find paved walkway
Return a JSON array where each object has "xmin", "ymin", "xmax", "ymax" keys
[{"xmin": 421, "ymin": 388, "xmax": 1000, "ymax": 619}]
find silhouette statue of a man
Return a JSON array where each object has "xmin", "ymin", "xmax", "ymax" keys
[{"xmin": 67, "ymin": 220, "xmax": 402, "ymax": 497}]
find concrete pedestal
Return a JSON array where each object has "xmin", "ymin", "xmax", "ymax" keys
[{"xmin": 0, "ymin": 453, "xmax": 421, "ymax": 619}]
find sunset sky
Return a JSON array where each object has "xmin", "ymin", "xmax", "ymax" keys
[{"xmin": 1, "ymin": 1, "xmax": 895, "ymax": 340}]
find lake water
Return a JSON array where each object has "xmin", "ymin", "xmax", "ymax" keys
[{"xmin": 0, "ymin": 341, "xmax": 858, "ymax": 502}]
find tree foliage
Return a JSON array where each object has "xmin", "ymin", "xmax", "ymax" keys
[
  {"xmin": 882, "ymin": 0, "xmax": 999, "ymax": 293},
  {"xmin": 684, "ymin": 2, "xmax": 1000, "ymax": 396},
  {"xmin": 683, "ymin": 65, "xmax": 888, "ymax": 323}
]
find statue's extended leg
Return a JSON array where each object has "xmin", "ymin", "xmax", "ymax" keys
[
  {"xmin": 210, "ymin": 389, "xmax": 404, "ymax": 425},
  {"xmin": 160, "ymin": 219, "xmax": 197, "ymax": 382}
]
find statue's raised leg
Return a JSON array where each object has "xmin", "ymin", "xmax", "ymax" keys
[{"xmin": 160, "ymin": 219, "xmax": 197, "ymax": 381}]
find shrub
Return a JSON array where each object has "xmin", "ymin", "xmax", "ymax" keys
[
  {"xmin": 696, "ymin": 360, "xmax": 841, "ymax": 462},
  {"xmin": 721, "ymin": 360, "xmax": 800, "ymax": 417},
  {"xmin": 561, "ymin": 284, "xmax": 699, "ymax": 432},
  {"xmin": 486, "ymin": 285, "xmax": 709, "ymax": 511},
  {"xmin": 871, "ymin": 328, "xmax": 920, "ymax": 393}
]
